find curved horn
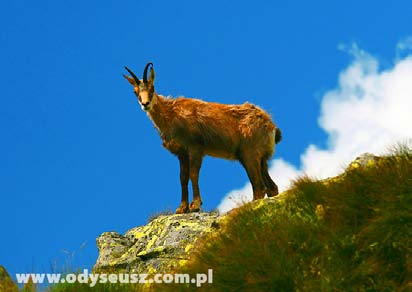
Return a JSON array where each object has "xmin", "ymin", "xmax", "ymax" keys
[
  {"xmin": 124, "ymin": 66, "xmax": 140, "ymax": 85},
  {"xmin": 143, "ymin": 62, "xmax": 153, "ymax": 83}
]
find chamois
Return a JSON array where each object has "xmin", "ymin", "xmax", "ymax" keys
[{"xmin": 124, "ymin": 63, "xmax": 282, "ymax": 214}]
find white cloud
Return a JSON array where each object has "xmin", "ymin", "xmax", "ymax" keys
[
  {"xmin": 218, "ymin": 41, "xmax": 412, "ymax": 213},
  {"xmin": 396, "ymin": 36, "xmax": 412, "ymax": 59}
]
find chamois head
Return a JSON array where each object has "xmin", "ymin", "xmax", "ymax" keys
[{"xmin": 123, "ymin": 63, "xmax": 156, "ymax": 111}]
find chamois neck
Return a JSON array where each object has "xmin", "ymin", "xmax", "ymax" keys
[{"xmin": 147, "ymin": 93, "xmax": 175, "ymax": 136}]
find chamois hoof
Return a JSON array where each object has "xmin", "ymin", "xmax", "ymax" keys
[
  {"xmin": 189, "ymin": 200, "xmax": 202, "ymax": 212},
  {"xmin": 175, "ymin": 203, "xmax": 189, "ymax": 214},
  {"xmin": 253, "ymin": 191, "xmax": 265, "ymax": 200},
  {"xmin": 267, "ymin": 186, "xmax": 279, "ymax": 197},
  {"xmin": 267, "ymin": 190, "xmax": 279, "ymax": 197}
]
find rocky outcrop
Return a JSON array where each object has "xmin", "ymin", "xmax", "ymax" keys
[
  {"xmin": 347, "ymin": 152, "xmax": 380, "ymax": 169},
  {"xmin": 0, "ymin": 266, "xmax": 18, "ymax": 292},
  {"xmin": 93, "ymin": 212, "xmax": 220, "ymax": 274}
]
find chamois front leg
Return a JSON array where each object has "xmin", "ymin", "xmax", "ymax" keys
[
  {"xmin": 176, "ymin": 152, "xmax": 190, "ymax": 214},
  {"xmin": 189, "ymin": 150, "xmax": 203, "ymax": 212}
]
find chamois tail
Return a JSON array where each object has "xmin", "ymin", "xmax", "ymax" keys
[{"xmin": 275, "ymin": 128, "xmax": 282, "ymax": 144}]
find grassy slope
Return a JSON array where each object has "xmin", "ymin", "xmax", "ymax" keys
[
  {"xmin": 165, "ymin": 147, "xmax": 412, "ymax": 291},
  {"xmin": 46, "ymin": 148, "xmax": 411, "ymax": 291}
]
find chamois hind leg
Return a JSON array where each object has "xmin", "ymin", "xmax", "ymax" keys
[
  {"xmin": 261, "ymin": 158, "xmax": 279, "ymax": 197},
  {"xmin": 176, "ymin": 151, "xmax": 190, "ymax": 214},
  {"xmin": 240, "ymin": 155, "xmax": 266, "ymax": 200},
  {"xmin": 189, "ymin": 150, "xmax": 203, "ymax": 212}
]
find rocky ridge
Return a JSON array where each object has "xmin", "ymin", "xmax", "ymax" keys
[{"xmin": 93, "ymin": 153, "xmax": 380, "ymax": 275}]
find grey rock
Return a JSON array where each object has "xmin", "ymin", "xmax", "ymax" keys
[{"xmin": 93, "ymin": 212, "xmax": 220, "ymax": 274}]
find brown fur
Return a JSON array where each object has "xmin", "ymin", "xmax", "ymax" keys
[{"xmin": 124, "ymin": 64, "xmax": 282, "ymax": 213}]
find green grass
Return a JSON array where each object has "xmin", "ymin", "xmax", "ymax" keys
[
  {"xmin": 34, "ymin": 147, "xmax": 412, "ymax": 291},
  {"xmin": 162, "ymin": 147, "xmax": 412, "ymax": 291},
  {"xmin": 147, "ymin": 208, "xmax": 175, "ymax": 223}
]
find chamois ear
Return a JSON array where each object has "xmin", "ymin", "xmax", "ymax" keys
[
  {"xmin": 149, "ymin": 67, "xmax": 156, "ymax": 84},
  {"xmin": 123, "ymin": 74, "xmax": 138, "ymax": 86}
]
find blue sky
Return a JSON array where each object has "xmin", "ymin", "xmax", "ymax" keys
[{"xmin": 1, "ymin": 0, "xmax": 412, "ymax": 279}]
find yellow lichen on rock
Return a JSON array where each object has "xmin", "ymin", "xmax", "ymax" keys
[
  {"xmin": 185, "ymin": 243, "xmax": 194, "ymax": 253},
  {"xmin": 93, "ymin": 212, "xmax": 221, "ymax": 275}
]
